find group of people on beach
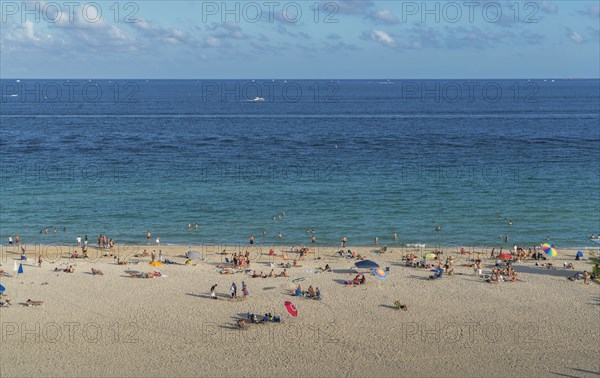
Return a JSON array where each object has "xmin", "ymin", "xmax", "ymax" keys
[
  {"xmin": 294, "ymin": 284, "xmax": 321, "ymax": 299},
  {"xmin": 97, "ymin": 234, "xmax": 115, "ymax": 249}
]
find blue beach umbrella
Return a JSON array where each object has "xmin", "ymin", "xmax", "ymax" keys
[
  {"xmin": 355, "ymin": 260, "xmax": 379, "ymax": 269},
  {"xmin": 576, "ymin": 251, "xmax": 584, "ymax": 258},
  {"xmin": 0, "ymin": 284, "xmax": 5, "ymax": 293},
  {"xmin": 18, "ymin": 263, "xmax": 23, "ymax": 274}
]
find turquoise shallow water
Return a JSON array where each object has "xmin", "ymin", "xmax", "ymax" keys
[{"xmin": 0, "ymin": 79, "xmax": 598, "ymax": 248}]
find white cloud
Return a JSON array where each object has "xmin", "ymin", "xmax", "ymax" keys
[
  {"xmin": 130, "ymin": 19, "xmax": 195, "ymax": 45},
  {"xmin": 568, "ymin": 30, "xmax": 584, "ymax": 44},
  {"xmin": 1, "ymin": 20, "xmax": 58, "ymax": 49},
  {"xmin": 368, "ymin": 9, "xmax": 398, "ymax": 24},
  {"xmin": 204, "ymin": 36, "xmax": 222, "ymax": 47},
  {"xmin": 362, "ymin": 29, "xmax": 396, "ymax": 47}
]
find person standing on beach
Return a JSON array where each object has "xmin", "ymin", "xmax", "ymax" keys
[
  {"xmin": 76, "ymin": 236, "xmax": 81, "ymax": 247},
  {"xmin": 230, "ymin": 283, "xmax": 237, "ymax": 299},
  {"xmin": 8, "ymin": 236, "xmax": 13, "ymax": 245},
  {"xmin": 341, "ymin": 236, "xmax": 347, "ymax": 248},
  {"xmin": 374, "ymin": 237, "xmax": 378, "ymax": 245},
  {"xmin": 151, "ymin": 250, "xmax": 156, "ymax": 262},
  {"xmin": 210, "ymin": 284, "xmax": 218, "ymax": 299},
  {"xmin": 84, "ymin": 235, "xmax": 88, "ymax": 246},
  {"xmin": 147, "ymin": 231, "xmax": 151, "ymax": 243},
  {"xmin": 15, "ymin": 235, "xmax": 20, "ymax": 245},
  {"xmin": 242, "ymin": 281, "xmax": 248, "ymax": 300},
  {"xmin": 249, "ymin": 235, "xmax": 254, "ymax": 245}
]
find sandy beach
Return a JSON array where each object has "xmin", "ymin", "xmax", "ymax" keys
[{"xmin": 0, "ymin": 244, "xmax": 598, "ymax": 377}]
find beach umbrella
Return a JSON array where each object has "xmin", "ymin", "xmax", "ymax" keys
[
  {"xmin": 355, "ymin": 260, "xmax": 379, "ymax": 269},
  {"xmin": 284, "ymin": 301, "xmax": 298, "ymax": 317},
  {"xmin": 424, "ymin": 253, "xmax": 436, "ymax": 259},
  {"xmin": 187, "ymin": 251, "xmax": 201, "ymax": 260},
  {"xmin": 149, "ymin": 261, "xmax": 163, "ymax": 267},
  {"xmin": 373, "ymin": 268, "xmax": 387, "ymax": 279},
  {"xmin": 541, "ymin": 244, "xmax": 558, "ymax": 257},
  {"xmin": 498, "ymin": 253, "xmax": 512, "ymax": 260},
  {"xmin": 17, "ymin": 263, "xmax": 23, "ymax": 274},
  {"xmin": 0, "ymin": 284, "xmax": 5, "ymax": 293},
  {"xmin": 576, "ymin": 251, "xmax": 584, "ymax": 258}
]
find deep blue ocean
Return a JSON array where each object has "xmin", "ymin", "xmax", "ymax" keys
[{"xmin": 1, "ymin": 79, "xmax": 598, "ymax": 248}]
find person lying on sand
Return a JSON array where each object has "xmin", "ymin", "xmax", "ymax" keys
[
  {"xmin": 280, "ymin": 269, "xmax": 289, "ymax": 277},
  {"xmin": 65, "ymin": 266, "xmax": 74, "ymax": 273},
  {"xmin": 0, "ymin": 299, "xmax": 12, "ymax": 307},
  {"xmin": 393, "ymin": 301, "xmax": 408, "ymax": 311},
  {"xmin": 0, "ymin": 270, "xmax": 11, "ymax": 277},
  {"xmin": 236, "ymin": 319, "xmax": 247, "ymax": 329},
  {"xmin": 281, "ymin": 253, "xmax": 289, "ymax": 260},
  {"xmin": 26, "ymin": 299, "xmax": 43, "ymax": 306},
  {"xmin": 129, "ymin": 272, "xmax": 153, "ymax": 278},
  {"xmin": 563, "ymin": 262, "xmax": 575, "ymax": 269},
  {"xmin": 117, "ymin": 258, "xmax": 128, "ymax": 265},
  {"xmin": 91, "ymin": 268, "xmax": 104, "ymax": 275}
]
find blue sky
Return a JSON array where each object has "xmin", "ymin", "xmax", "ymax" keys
[{"xmin": 1, "ymin": 0, "xmax": 599, "ymax": 78}]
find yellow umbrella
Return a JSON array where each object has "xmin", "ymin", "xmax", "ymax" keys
[
  {"xmin": 425, "ymin": 253, "xmax": 436, "ymax": 259},
  {"xmin": 150, "ymin": 261, "xmax": 163, "ymax": 267}
]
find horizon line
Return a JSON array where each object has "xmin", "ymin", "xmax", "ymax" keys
[{"xmin": 1, "ymin": 77, "xmax": 599, "ymax": 81}]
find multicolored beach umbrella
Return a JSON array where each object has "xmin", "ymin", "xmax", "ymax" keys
[
  {"xmin": 541, "ymin": 244, "xmax": 558, "ymax": 257},
  {"xmin": 284, "ymin": 301, "xmax": 298, "ymax": 317},
  {"xmin": 373, "ymin": 268, "xmax": 387, "ymax": 279}
]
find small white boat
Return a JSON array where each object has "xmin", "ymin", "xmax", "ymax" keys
[{"xmin": 251, "ymin": 97, "xmax": 265, "ymax": 102}]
